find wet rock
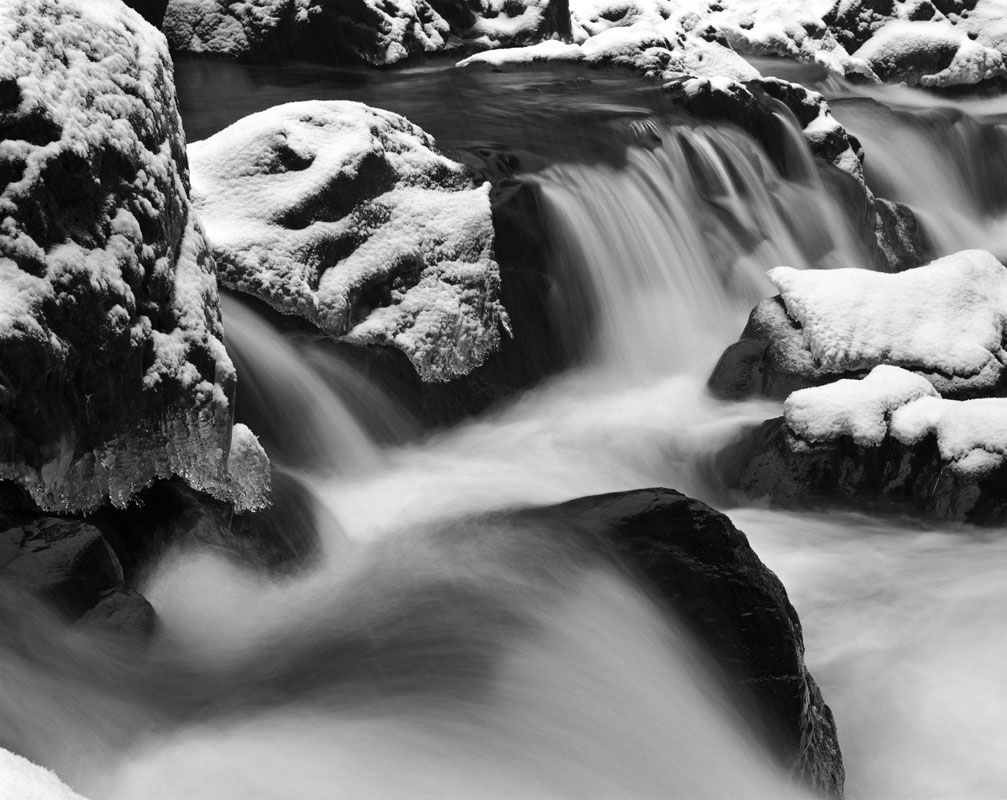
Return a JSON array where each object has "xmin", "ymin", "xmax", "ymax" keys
[
  {"xmin": 76, "ymin": 588, "xmax": 157, "ymax": 638},
  {"xmin": 0, "ymin": 0, "xmax": 268, "ymax": 512},
  {"xmin": 188, "ymin": 101, "xmax": 507, "ymax": 383},
  {"xmin": 0, "ymin": 517, "xmax": 158, "ymax": 635},
  {"xmin": 163, "ymin": 0, "xmax": 569, "ymax": 66},
  {"xmin": 509, "ymin": 488, "xmax": 844, "ymax": 798}
]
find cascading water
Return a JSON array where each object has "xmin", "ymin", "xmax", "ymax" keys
[
  {"xmin": 6, "ymin": 62, "xmax": 1005, "ymax": 800},
  {"xmin": 831, "ymin": 98, "xmax": 1007, "ymax": 259},
  {"xmin": 536, "ymin": 118, "xmax": 867, "ymax": 375}
]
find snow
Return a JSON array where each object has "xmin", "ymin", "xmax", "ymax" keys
[
  {"xmin": 853, "ymin": 19, "xmax": 1006, "ymax": 87},
  {"xmin": 189, "ymin": 101, "xmax": 506, "ymax": 382},
  {"xmin": 784, "ymin": 365, "xmax": 938, "ymax": 446},
  {"xmin": 769, "ymin": 250, "xmax": 1007, "ymax": 385},
  {"xmin": 784, "ymin": 365, "xmax": 1007, "ymax": 476},
  {"xmin": 0, "ymin": 748, "xmax": 88, "ymax": 800},
  {"xmin": 890, "ymin": 395, "xmax": 1007, "ymax": 474}
]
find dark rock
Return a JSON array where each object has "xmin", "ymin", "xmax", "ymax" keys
[
  {"xmin": 874, "ymin": 197, "xmax": 928, "ymax": 271},
  {"xmin": 509, "ymin": 488, "xmax": 845, "ymax": 798},
  {"xmin": 76, "ymin": 588, "xmax": 157, "ymax": 637},
  {"xmin": 724, "ymin": 418, "xmax": 1007, "ymax": 524},
  {"xmin": 0, "ymin": 518, "xmax": 122, "ymax": 619}
]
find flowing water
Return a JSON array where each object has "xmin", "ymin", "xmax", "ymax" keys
[{"xmin": 2, "ymin": 61, "xmax": 1004, "ymax": 799}]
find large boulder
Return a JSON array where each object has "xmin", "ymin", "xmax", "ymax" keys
[
  {"xmin": 0, "ymin": 0, "xmax": 268, "ymax": 512},
  {"xmin": 726, "ymin": 365, "xmax": 1007, "ymax": 523},
  {"xmin": 188, "ymin": 100, "xmax": 508, "ymax": 383},
  {"xmin": 163, "ymin": 0, "xmax": 569, "ymax": 65},
  {"xmin": 507, "ymin": 488, "xmax": 844, "ymax": 798},
  {"xmin": 710, "ymin": 249, "xmax": 1007, "ymax": 400}
]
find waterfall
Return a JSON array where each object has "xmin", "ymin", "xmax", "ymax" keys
[
  {"xmin": 829, "ymin": 97, "xmax": 1007, "ymax": 260},
  {"xmin": 535, "ymin": 119, "xmax": 866, "ymax": 376},
  {"xmin": 7, "ymin": 60, "xmax": 1005, "ymax": 800}
]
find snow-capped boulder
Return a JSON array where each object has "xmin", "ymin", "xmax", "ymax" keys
[
  {"xmin": 825, "ymin": 0, "xmax": 1007, "ymax": 87},
  {"xmin": 507, "ymin": 488, "xmax": 844, "ymax": 798},
  {"xmin": 727, "ymin": 365, "xmax": 1007, "ymax": 523},
  {"xmin": 189, "ymin": 101, "xmax": 507, "ymax": 382},
  {"xmin": 710, "ymin": 250, "xmax": 1007, "ymax": 400},
  {"xmin": 163, "ymin": 0, "xmax": 569, "ymax": 65},
  {"xmin": 0, "ymin": 0, "xmax": 268, "ymax": 512}
]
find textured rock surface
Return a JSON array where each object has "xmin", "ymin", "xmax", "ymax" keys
[
  {"xmin": 509, "ymin": 488, "xmax": 844, "ymax": 798},
  {"xmin": 727, "ymin": 409, "xmax": 1007, "ymax": 524},
  {"xmin": 189, "ymin": 101, "xmax": 507, "ymax": 382},
  {"xmin": 163, "ymin": 0, "xmax": 569, "ymax": 65},
  {"xmin": 710, "ymin": 250, "xmax": 1007, "ymax": 400},
  {"xmin": 0, "ymin": 0, "xmax": 269, "ymax": 512},
  {"xmin": 730, "ymin": 366, "xmax": 1007, "ymax": 523}
]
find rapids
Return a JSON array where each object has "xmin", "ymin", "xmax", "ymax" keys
[{"xmin": 2, "ymin": 60, "xmax": 1003, "ymax": 799}]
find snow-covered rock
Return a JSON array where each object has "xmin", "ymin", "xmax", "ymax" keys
[
  {"xmin": 462, "ymin": 0, "xmax": 1007, "ymax": 89},
  {"xmin": 710, "ymin": 250, "xmax": 1007, "ymax": 400},
  {"xmin": 163, "ymin": 0, "xmax": 569, "ymax": 65},
  {"xmin": 0, "ymin": 747, "xmax": 87, "ymax": 800},
  {"xmin": 188, "ymin": 101, "xmax": 507, "ymax": 382},
  {"xmin": 728, "ymin": 365, "xmax": 1007, "ymax": 523},
  {"xmin": 0, "ymin": 0, "xmax": 268, "ymax": 512}
]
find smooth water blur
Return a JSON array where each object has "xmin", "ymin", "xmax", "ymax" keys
[
  {"xmin": 736, "ymin": 510, "xmax": 1007, "ymax": 799},
  {"xmin": 536, "ymin": 120, "xmax": 865, "ymax": 376},
  {"xmin": 4, "ymin": 60, "xmax": 1004, "ymax": 800}
]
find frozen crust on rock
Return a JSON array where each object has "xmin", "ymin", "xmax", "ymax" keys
[
  {"xmin": 188, "ymin": 101, "xmax": 507, "ymax": 383},
  {"xmin": 0, "ymin": 0, "xmax": 268, "ymax": 512}
]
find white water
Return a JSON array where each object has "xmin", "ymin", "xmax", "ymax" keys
[{"xmin": 4, "ymin": 79, "xmax": 1005, "ymax": 800}]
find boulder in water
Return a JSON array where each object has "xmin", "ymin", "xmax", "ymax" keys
[
  {"xmin": 0, "ymin": 0, "xmax": 268, "ymax": 512},
  {"xmin": 189, "ymin": 101, "xmax": 508, "ymax": 383},
  {"xmin": 725, "ymin": 365, "xmax": 1007, "ymax": 523},
  {"xmin": 508, "ymin": 488, "xmax": 845, "ymax": 798},
  {"xmin": 710, "ymin": 249, "xmax": 1007, "ymax": 400}
]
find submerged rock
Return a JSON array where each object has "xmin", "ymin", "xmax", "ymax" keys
[
  {"xmin": 189, "ymin": 100, "xmax": 508, "ymax": 383},
  {"xmin": 163, "ymin": 0, "xmax": 569, "ymax": 65},
  {"xmin": 0, "ymin": 0, "xmax": 268, "ymax": 512},
  {"xmin": 710, "ymin": 249, "xmax": 1007, "ymax": 400},
  {"xmin": 508, "ymin": 488, "xmax": 845, "ymax": 798}
]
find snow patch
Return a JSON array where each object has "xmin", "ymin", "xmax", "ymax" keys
[
  {"xmin": 784, "ymin": 364, "xmax": 938, "ymax": 446},
  {"xmin": 769, "ymin": 250, "xmax": 1007, "ymax": 382}
]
